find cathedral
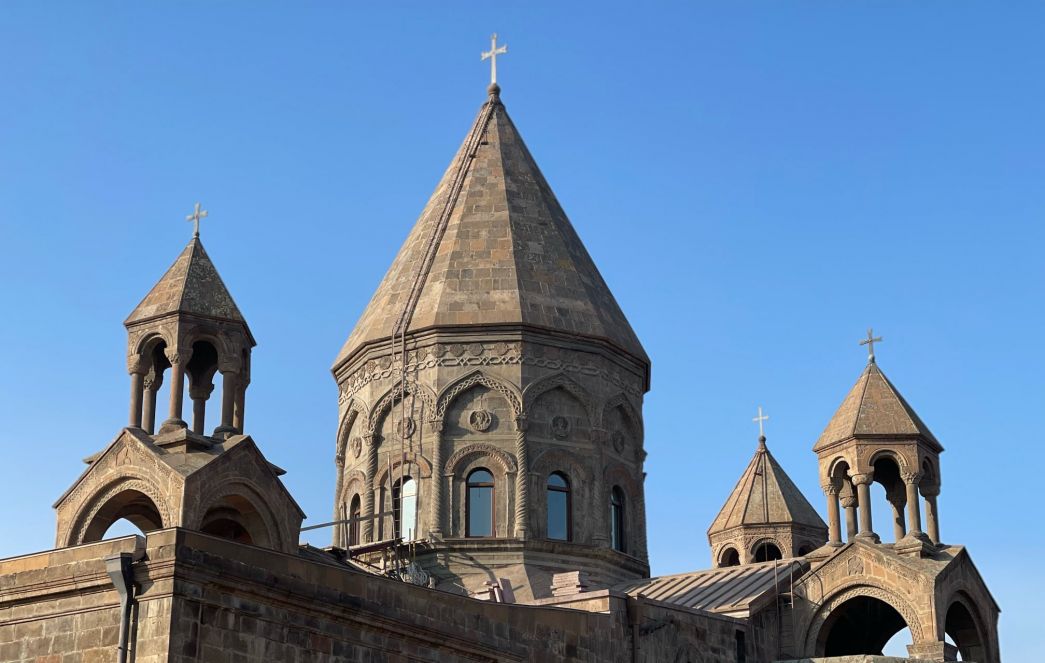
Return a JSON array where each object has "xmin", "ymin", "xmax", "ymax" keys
[{"xmin": 0, "ymin": 61, "xmax": 1000, "ymax": 662}]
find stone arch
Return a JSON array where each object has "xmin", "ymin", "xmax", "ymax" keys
[
  {"xmin": 717, "ymin": 545, "xmax": 741, "ymax": 567},
  {"xmin": 195, "ymin": 479, "xmax": 286, "ymax": 552},
  {"xmin": 604, "ymin": 461, "xmax": 643, "ymax": 555},
  {"xmin": 805, "ymin": 584, "xmax": 925, "ymax": 656},
  {"xmin": 523, "ymin": 373, "xmax": 595, "ymax": 422},
  {"xmin": 943, "ymin": 591, "xmax": 991, "ymax": 662},
  {"xmin": 598, "ymin": 392, "xmax": 642, "ymax": 435},
  {"xmin": 437, "ymin": 370, "xmax": 521, "ymax": 420},
  {"xmin": 133, "ymin": 330, "xmax": 173, "ymax": 357},
  {"xmin": 335, "ymin": 399, "xmax": 370, "ymax": 466},
  {"xmin": 445, "ymin": 443, "xmax": 517, "ymax": 477},
  {"xmin": 182, "ymin": 326, "xmax": 234, "ymax": 361},
  {"xmin": 71, "ymin": 476, "xmax": 172, "ymax": 547},
  {"xmin": 867, "ymin": 448, "xmax": 909, "ymax": 473},
  {"xmin": 531, "ymin": 447, "xmax": 592, "ymax": 484},
  {"xmin": 531, "ymin": 447, "xmax": 592, "ymax": 541},
  {"xmin": 369, "ymin": 380, "xmax": 437, "ymax": 434},
  {"xmin": 751, "ymin": 537, "xmax": 784, "ymax": 562},
  {"xmin": 374, "ymin": 452, "xmax": 433, "ymax": 488}
]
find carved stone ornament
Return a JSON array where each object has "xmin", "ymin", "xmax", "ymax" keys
[
  {"xmin": 350, "ymin": 436, "xmax": 363, "ymax": 459},
  {"xmin": 847, "ymin": 556, "xmax": 865, "ymax": 576},
  {"xmin": 468, "ymin": 409, "xmax": 494, "ymax": 432},
  {"xmin": 612, "ymin": 430, "xmax": 626, "ymax": 453},
  {"xmin": 551, "ymin": 416, "xmax": 570, "ymax": 440},
  {"xmin": 393, "ymin": 416, "xmax": 416, "ymax": 440}
]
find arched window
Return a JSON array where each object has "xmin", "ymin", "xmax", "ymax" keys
[
  {"xmin": 547, "ymin": 472, "xmax": 571, "ymax": 541},
  {"xmin": 719, "ymin": 546, "xmax": 740, "ymax": 567},
  {"xmin": 466, "ymin": 469, "xmax": 494, "ymax": 537},
  {"xmin": 348, "ymin": 494, "xmax": 361, "ymax": 546},
  {"xmin": 610, "ymin": 486, "xmax": 626, "ymax": 553},
  {"xmin": 393, "ymin": 477, "xmax": 417, "ymax": 541},
  {"xmin": 753, "ymin": 541, "xmax": 782, "ymax": 562}
]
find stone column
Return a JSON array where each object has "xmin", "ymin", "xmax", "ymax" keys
[
  {"xmin": 903, "ymin": 472, "xmax": 923, "ymax": 534},
  {"xmin": 161, "ymin": 349, "xmax": 190, "ymax": 431},
  {"xmin": 142, "ymin": 371, "xmax": 162, "ymax": 434},
  {"xmin": 428, "ymin": 421, "xmax": 444, "ymax": 538},
  {"xmin": 362, "ymin": 434, "xmax": 378, "ymax": 543},
  {"xmin": 923, "ymin": 485, "xmax": 941, "ymax": 545},
  {"xmin": 189, "ymin": 382, "xmax": 213, "ymax": 436},
  {"xmin": 822, "ymin": 484, "xmax": 842, "ymax": 546},
  {"xmin": 852, "ymin": 473, "xmax": 880, "ymax": 543},
  {"xmin": 841, "ymin": 494, "xmax": 858, "ymax": 541},
  {"xmin": 887, "ymin": 486, "xmax": 907, "ymax": 541},
  {"xmin": 233, "ymin": 378, "xmax": 248, "ymax": 433},
  {"xmin": 590, "ymin": 429, "xmax": 609, "ymax": 547},
  {"xmin": 128, "ymin": 369, "xmax": 145, "ymax": 428},
  {"xmin": 513, "ymin": 415, "xmax": 529, "ymax": 538},
  {"xmin": 214, "ymin": 368, "xmax": 239, "ymax": 437}
]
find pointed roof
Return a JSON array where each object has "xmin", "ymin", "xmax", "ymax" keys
[
  {"xmin": 708, "ymin": 437, "xmax": 827, "ymax": 535},
  {"xmin": 125, "ymin": 237, "xmax": 246, "ymax": 326},
  {"xmin": 333, "ymin": 86, "xmax": 648, "ymax": 372},
  {"xmin": 814, "ymin": 360, "xmax": 940, "ymax": 452}
]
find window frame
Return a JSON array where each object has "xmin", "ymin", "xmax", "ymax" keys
[
  {"xmin": 466, "ymin": 468, "xmax": 496, "ymax": 538},
  {"xmin": 610, "ymin": 486, "xmax": 627, "ymax": 553},
  {"xmin": 546, "ymin": 472, "xmax": 572, "ymax": 542}
]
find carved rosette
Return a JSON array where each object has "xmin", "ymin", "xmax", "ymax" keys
[{"xmin": 468, "ymin": 409, "xmax": 494, "ymax": 432}]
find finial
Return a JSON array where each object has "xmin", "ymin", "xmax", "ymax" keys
[
  {"xmin": 488, "ymin": 82, "xmax": 501, "ymax": 98},
  {"xmin": 481, "ymin": 33, "xmax": 508, "ymax": 87},
  {"xmin": 859, "ymin": 327, "xmax": 883, "ymax": 364},
  {"xmin": 186, "ymin": 202, "xmax": 208, "ymax": 238},
  {"xmin": 753, "ymin": 406, "xmax": 769, "ymax": 445}
]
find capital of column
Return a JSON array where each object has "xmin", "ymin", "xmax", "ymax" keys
[
  {"xmin": 851, "ymin": 473, "xmax": 875, "ymax": 487},
  {"xmin": 164, "ymin": 347, "xmax": 192, "ymax": 367},
  {"xmin": 217, "ymin": 358, "xmax": 242, "ymax": 375},
  {"xmin": 427, "ymin": 420, "xmax": 444, "ymax": 434},
  {"xmin": 839, "ymin": 495, "xmax": 858, "ymax": 509},
  {"xmin": 901, "ymin": 471, "xmax": 923, "ymax": 485},
  {"xmin": 189, "ymin": 383, "xmax": 215, "ymax": 401},
  {"xmin": 127, "ymin": 354, "xmax": 149, "ymax": 375},
  {"xmin": 822, "ymin": 483, "xmax": 840, "ymax": 496},
  {"xmin": 515, "ymin": 414, "xmax": 529, "ymax": 433},
  {"xmin": 920, "ymin": 484, "xmax": 940, "ymax": 497}
]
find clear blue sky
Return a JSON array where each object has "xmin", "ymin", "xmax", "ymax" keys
[{"xmin": 1, "ymin": 2, "xmax": 1041, "ymax": 658}]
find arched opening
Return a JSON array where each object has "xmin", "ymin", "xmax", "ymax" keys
[
  {"xmin": 466, "ymin": 469, "xmax": 494, "ymax": 537},
  {"xmin": 871, "ymin": 455, "xmax": 906, "ymax": 543},
  {"xmin": 946, "ymin": 599, "xmax": 986, "ymax": 661},
  {"xmin": 818, "ymin": 594, "xmax": 910, "ymax": 656},
  {"xmin": 547, "ymin": 472, "xmax": 571, "ymax": 541},
  {"xmin": 199, "ymin": 494, "xmax": 270, "ymax": 548},
  {"xmin": 753, "ymin": 541, "xmax": 782, "ymax": 562},
  {"xmin": 882, "ymin": 627, "xmax": 914, "ymax": 657},
  {"xmin": 610, "ymin": 486, "xmax": 627, "ymax": 553},
  {"xmin": 143, "ymin": 340, "xmax": 171, "ymax": 434},
  {"xmin": 187, "ymin": 340, "xmax": 220, "ymax": 436},
  {"xmin": 830, "ymin": 459, "xmax": 857, "ymax": 543},
  {"xmin": 348, "ymin": 494, "xmax": 361, "ymax": 546},
  {"xmin": 101, "ymin": 518, "xmax": 147, "ymax": 540},
  {"xmin": 719, "ymin": 546, "xmax": 740, "ymax": 567},
  {"xmin": 393, "ymin": 477, "xmax": 418, "ymax": 541},
  {"xmin": 82, "ymin": 489, "xmax": 164, "ymax": 543}
]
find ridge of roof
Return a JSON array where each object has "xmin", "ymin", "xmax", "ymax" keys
[
  {"xmin": 333, "ymin": 88, "xmax": 648, "ymax": 372},
  {"xmin": 125, "ymin": 237, "xmax": 246, "ymax": 326}
]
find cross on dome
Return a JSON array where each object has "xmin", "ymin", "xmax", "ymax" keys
[
  {"xmin": 859, "ymin": 327, "xmax": 883, "ymax": 363},
  {"xmin": 186, "ymin": 202, "xmax": 208, "ymax": 238},
  {"xmin": 753, "ymin": 406, "xmax": 769, "ymax": 441},
  {"xmin": 481, "ymin": 33, "xmax": 507, "ymax": 86}
]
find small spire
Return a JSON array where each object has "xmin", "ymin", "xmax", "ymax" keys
[
  {"xmin": 186, "ymin": 202, "xmax": 208, "ymax": 239},
  {"xmin": 859, "ymin": 327, "xmax": 883, "ymax": 364},
  {"xmin": 481, "ymin": 33, "xmax": 508, "ymax": 87},
  {"xmin": 753, "ymin": 406, "xmax": 769, "ymax": 447}
]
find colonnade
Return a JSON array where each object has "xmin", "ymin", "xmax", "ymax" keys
[{"xmin": 823, "ymin": 470, "xmax": 940, "ymax": 546}]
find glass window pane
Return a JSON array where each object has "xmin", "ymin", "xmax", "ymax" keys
[
  {"xmin": 548, "ymin": 490, "xmax": 568, "ymax": 540},
  {"xmin": 401, "ymin": 479, "xmax": 417, "ymax": 541},
  {"xmin": 548, "ymin": 473, "xmax": 567, "ymax": 489},
  {"xmin": 468, "ymin": 486, "xmax": 493, "ymax": 536},
  {"xmin": 470, "ymin": 469, "xmax": 493, "ymax": 484}
]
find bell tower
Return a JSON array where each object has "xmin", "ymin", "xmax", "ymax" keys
[
  {"xmin": 814, "ymin": 331, "xmax": 942, "ymax": 554},
  {"xmin": 123, "ymin": 204, "xmax": 254, "ymax": 437}
]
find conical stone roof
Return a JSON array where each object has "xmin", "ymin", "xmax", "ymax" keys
[
  {"xmin": 125, "ymin": 237, "xmax": 246, "ymax": 326},
  {"xmin": 708, "ymin": 438, "xmax": 826, "ymax": 535},
  {"xmin": 814, "ymin": 361, "xmax": 940, "ymax": 452},
  {"xmin": 333, "ymin": 86, "xmax": 647, "ymax": 371}
]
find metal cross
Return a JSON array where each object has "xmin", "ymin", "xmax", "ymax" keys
[
  {"xmin": 186, "ymin": 202, "xmax": 208, "ymax": 238},
  {"xmin": 481, "ymin": 33, "xmax": 508, "ymax": 85},
  {"xmin": 753, "ymin": 406, "xmax": 769, "ymax": 438},
  {"xmin": 859, "ymin": 327, "xmax": 883, "ymax": 362}
]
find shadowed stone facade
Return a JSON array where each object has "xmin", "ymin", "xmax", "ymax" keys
[{"xmin": 0, "ymin": 80, "xmax": 1002, "ymax": 663}]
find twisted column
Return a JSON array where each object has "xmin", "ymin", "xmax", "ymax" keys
[
  {"xmin": 822, "ymin": 483, "xmax": 842, "ymax": 546},
  {"xmin": 362, "ymin": 434, "xmax": 378, "ymax": 543},
  {"xmin": 591, "ymin": 429, "xmax": 609, "ymax": 546},
  {"xmin": 852, "ymin": 473, "xmax": 880, "ymax": 543},
  {"xmin": 514, "ymin": 415, "xmax": 529, "ymax": 538},
  {"xmin": 428, "ymin": 421, "xmax": 445, "ymax": 538}
]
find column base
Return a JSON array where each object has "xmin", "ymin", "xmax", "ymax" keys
[
  {"xmin": 212, "ymin": 424, "xmax": 237, "ymax": 439},
  {"xmin": 895, "ymin": 530, "xmax": 936, "ymax": 558},
  {"xmin": 159, "ymin": 418, "xmax": 188, "ymax": 433},
  {"xmin": 854, "ymin": 531, "xmax": 881, "ymax": 544}
]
